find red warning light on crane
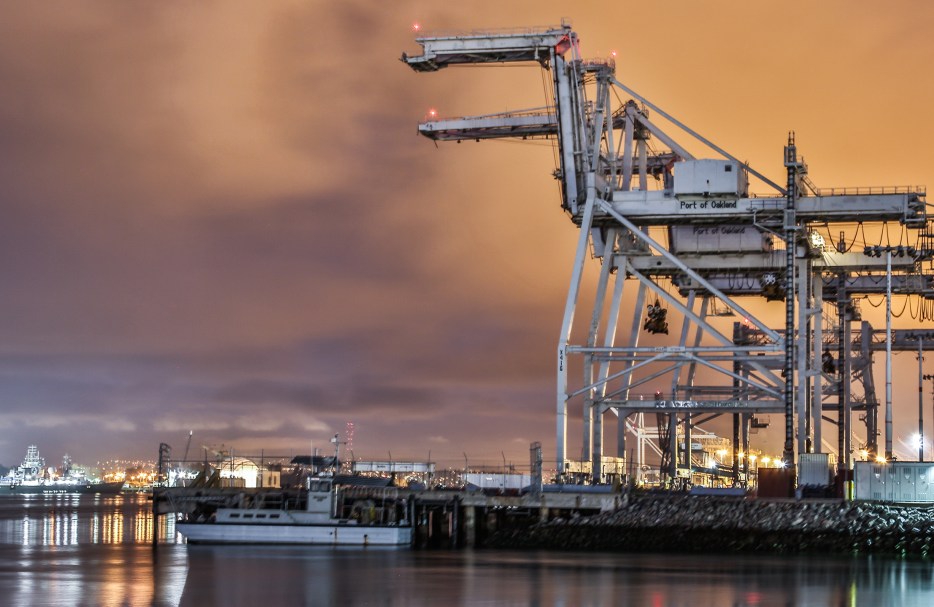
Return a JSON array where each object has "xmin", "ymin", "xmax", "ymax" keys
[
  {"xmin": 413, "ymin": 22, "xmax": 422, "ymax": 33},
  {"xmin": 426, "ymin": 108, "xmax": 438, "ymax": 120}
]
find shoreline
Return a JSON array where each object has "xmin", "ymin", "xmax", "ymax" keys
[{"xmin": 487, "ymin": 494, "xmax": 934, "ymax": 558}]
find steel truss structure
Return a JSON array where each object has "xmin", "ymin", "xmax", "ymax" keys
[{"xmin": 403, "ymin": 24, "xmax": 933, "ymax": 483}]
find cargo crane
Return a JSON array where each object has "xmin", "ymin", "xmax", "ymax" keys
[{"xmin": 402, "ymin": 24, "xmax": 932, "ymax": 485}]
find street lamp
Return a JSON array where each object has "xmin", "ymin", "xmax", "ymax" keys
[
  {"xmin": 919, "ymin": 337, "xmax": 925, "ymax": 462},
  {"xmin": 748, "ymin": 454, "xmax": 759, "ymax": 487}
]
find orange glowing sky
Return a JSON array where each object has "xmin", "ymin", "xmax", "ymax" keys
[{"xmin": 1, "ymin": 1, "xmax": 934, "ymax": 469}]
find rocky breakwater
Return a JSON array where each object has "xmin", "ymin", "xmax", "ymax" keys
[{"xmin": 488, "ymin": 495, "xmax": 934, "ymax": 557}]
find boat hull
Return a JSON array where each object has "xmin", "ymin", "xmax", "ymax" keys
[
  {"xmin": 175, "ymin": 521, "xmax": 412, "ymax": 546},
  {"xmin": 0, "ymin": 481, "xmax": 125, "ymax": 495}
]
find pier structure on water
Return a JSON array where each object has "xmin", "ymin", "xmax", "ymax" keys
[
  {"xmin": 150, "ymin": 441, "xmax": 626, "ymax": 547},
  {"xmin": 153, "ymin": 484, "xmax": 620, "ymax": 549}
]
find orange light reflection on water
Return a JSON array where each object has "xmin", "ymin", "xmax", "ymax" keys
[
  {"xmin": 101, "ymin": 510, "xmax": 123, "ymax": 544},
  {"xmin": 9, "ymin": 494, "xmax": 167, "ymax": 546},
  {"xmin": 3, "ymin": 495, "xmax": 188, "ymax": 607}
]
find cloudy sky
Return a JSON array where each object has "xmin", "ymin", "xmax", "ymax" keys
[{"xmin": 2, "ymin": 1, "xmax": 934, "ymax": 470}]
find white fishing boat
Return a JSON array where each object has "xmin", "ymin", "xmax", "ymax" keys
[{"xmin": 175, "ymin": 478, "xmax": 412, "ymax": 546}]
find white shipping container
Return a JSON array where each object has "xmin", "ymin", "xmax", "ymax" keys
[
  {"xmin": 669, "ymin": 225, "xmax": 772, "ymax": 254},
  {"xmin": 797, "ymin": 453, "xmax": 835, "ymax": 487},
  {"xmin": 854, "ymin": 461, "xmax": 934, "ymax": 503},
  {"xmin": 673, "ymin": 159, "xmax": 747, "ymax": 197},
  {"xmin": 464, "ymin": 472, "xmax": 531, "ymax": 491}
]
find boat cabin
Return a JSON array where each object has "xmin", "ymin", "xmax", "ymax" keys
[{"xmin": 306, "ymin": 478, "xmax": 336, "ymax": 521}]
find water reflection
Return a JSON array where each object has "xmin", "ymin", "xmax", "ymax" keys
[
  {"xmin": 0, "ymin": 495, "xmax": 933, "ymax": 606},
  {"xmin": 0, "ymin": 493, "xmax": 176, "ymax": 546},
  {"xmin": 175, "ymin": 547, "xmax": 934, "ymax": 607},
  {"xmin": 29, "ymin": 499, "xmax": 82, "ymax": 546},
  {"xmin": 0, "ymin": 543, "xmax": 189, "ymax": 607}
]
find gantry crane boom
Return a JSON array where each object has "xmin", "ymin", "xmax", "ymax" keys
[
  {"xmin": 419, "ymin": 109, "xmax": 558, "ymax": 141},
  {"xmin": 403, "ymin": 27, "xmax": 572, "ymax": 71}
]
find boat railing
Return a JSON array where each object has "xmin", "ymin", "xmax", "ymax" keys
[
  {"xmin": 339, "ymin": 486, "xmax": 408, "ymax": 525},
  {"xmin": 341, "ymin": 486, "xmax": 401, "ymax": 500}
]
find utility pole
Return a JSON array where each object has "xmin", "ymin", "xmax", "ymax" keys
[
  {"xmin": 886, "ymin": 251, "xmax": 893, "ymax": 460},
  {"xmin": 920, "ymin": 337, "xmax": 925, "ymax": 462},
  {"xmin": 330, "ymin": 434, "xmax": 346, "ymax": 475},
  {"xmin": 782, "ymin": 133, "xmax": 800, "ymax": 468},
  {"xmin": 924, "ymin": 374, "xmax": 934, "ymax": 462}
]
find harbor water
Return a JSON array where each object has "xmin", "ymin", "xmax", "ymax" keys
[{"xmin": 1, "ymin": 494, "xmax": 934, "ymax": 606}]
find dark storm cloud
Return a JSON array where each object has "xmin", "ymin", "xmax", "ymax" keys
[
  {"xmin": 215, "ymin": 379, "xmax": 325, "ymax": 408},
  {"xmin": 346, "ymin": 381, "xmax": 441, "ymax": 414},
  {"xmin": 195, "ymin": 191, "xmax": 431, "ymax": 283}
]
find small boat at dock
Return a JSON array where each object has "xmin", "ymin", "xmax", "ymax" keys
[{"xmin": 174, "ymin": 478, "xmax": 412, "ymax": 546}]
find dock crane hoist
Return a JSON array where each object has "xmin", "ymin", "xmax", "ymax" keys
[{"xmin": 402, "ymin": 24, "xmax": 931, "ymax": 485}]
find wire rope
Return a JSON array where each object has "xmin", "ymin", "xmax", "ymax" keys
[
  {"xmin": 908, "ymin": 294, "xmax": 919, "ymax": 320},
  {"xmin": 890, "ymin": 295, "xmax": 910, "ymax": 318}
]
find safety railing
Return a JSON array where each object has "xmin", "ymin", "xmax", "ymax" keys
[
  {"xmin": 415, "ymin": 24, "xmax": 567, "ymax": 40},
  {"xmin": 811, "ymin": 185, "xmax": 926, "ymax": 197}
]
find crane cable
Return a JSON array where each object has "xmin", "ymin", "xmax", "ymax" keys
[{"xmin": 890, "ymin": 294, "xmax": 910, "ymax": 318}]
